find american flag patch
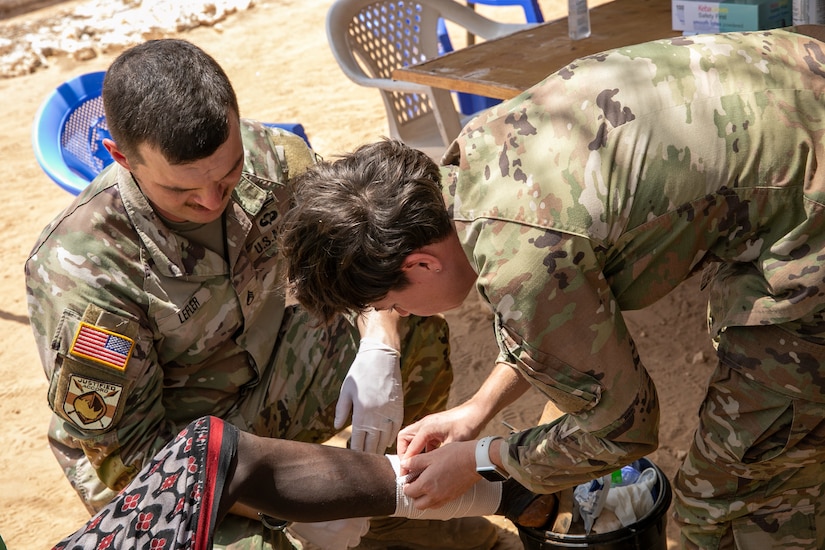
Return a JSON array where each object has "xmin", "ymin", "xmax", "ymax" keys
[{"xmin": 70, "ymin": 322, "xmax": 135, "ymax": 371}]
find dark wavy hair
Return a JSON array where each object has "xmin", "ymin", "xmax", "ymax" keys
[
  {"xmin": 278, "ymin": 140, "xmax": 453, "ymax": 323},
  {"xmin": 102, "ymin": 39, "xmax": 239, "ymax": 164}
]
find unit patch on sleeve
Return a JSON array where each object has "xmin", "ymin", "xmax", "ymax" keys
[
  {"xmin": 62, "ymin": 374, "xmax": 123, "ymax": 430},
  {"xmin": 70, "ymin": 322, "xmax": 135, "ymax": 371}
]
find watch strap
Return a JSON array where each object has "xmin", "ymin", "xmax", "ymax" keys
[{"xmin": 475, "ymin": 436, "xmax": 509, "ymax": 479}]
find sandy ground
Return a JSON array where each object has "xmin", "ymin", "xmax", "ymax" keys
[{"xmin": 0, "ymin": 0, "xmax": 717, "ymax": 548}]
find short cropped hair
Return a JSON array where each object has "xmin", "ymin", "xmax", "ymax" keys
[
  {"xmin": 278, "ymin": 140, "xmax": 453, "ymax": 323},
  {"xmin": 102, "ymin": 39, "xmax": 239, "ymax": 164}
]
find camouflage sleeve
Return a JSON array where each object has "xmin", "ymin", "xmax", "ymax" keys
[
  {"xmin": 471, "ymin": 223, "xmax": 659, "ymax": 493},
  {"xmin": 26, "ymin": 203, "xmax": 175, "ymax": 509},
  {"xmin": 263, "ymin": 126, "xmax": 319, "ymax": 180}
]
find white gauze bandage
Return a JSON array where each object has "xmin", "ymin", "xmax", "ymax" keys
[{"xmin": 386, "ymin": 455, "xmax": 502, "ymax": 520}]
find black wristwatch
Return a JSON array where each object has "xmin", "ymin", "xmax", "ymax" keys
[{"xmin": 475, "ymin": 436, "xmax": 510, "ymax": 482}]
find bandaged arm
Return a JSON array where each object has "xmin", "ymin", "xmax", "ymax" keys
[{"xmin": 223, "ymin": 428, "xmax": 501, "ymax": 522}]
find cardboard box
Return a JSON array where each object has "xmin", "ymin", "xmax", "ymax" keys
[{"xmin": 672, "ymin": 0, "xmax": 792, "ymax": 33}]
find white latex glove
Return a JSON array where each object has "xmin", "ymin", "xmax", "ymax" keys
[
  {"xmin": 289, "ymin": 518, "xmax": 370, "ymax": 550},
  {"xmin": 334, "ymin": 337, "xmax": 403, "ymax": 454}
]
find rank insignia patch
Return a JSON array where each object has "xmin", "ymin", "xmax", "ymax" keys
[
  {"xmin": 63, "ymin": 375, "xmax": 123, "ymax": 430},
  {"xmin": 70, "ymin": 322, "xmax": 134, "ymax": 371}
]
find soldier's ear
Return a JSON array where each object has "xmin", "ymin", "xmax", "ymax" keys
[
  {"xmin": 401, "ymin": 252, "xmax": 443, "ymax": 277},
  {"xmin": 103, "ymin": 138, "xmax": 133, "ymax": 171}
]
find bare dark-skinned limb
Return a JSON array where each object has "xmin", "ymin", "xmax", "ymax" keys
[
  {"xmin": 220, "ymin": 429, "xmax": 397, "ymax": 522},
  {"xmin": 223, "ymin": 429, "xmax": 557, "ymax": 527}
]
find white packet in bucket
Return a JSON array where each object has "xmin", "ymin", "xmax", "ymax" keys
[
  {"xmin": 573, "ymin": 474, "xmax": 611, "ymax": 534},
  {"xmin": 592, "ymin": 467, "xmax": 657, "ymax": 533}
]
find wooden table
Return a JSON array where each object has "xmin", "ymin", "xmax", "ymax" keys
[{"xmin": 393, "ymin": 0, "xmax": 681, "ymax": 100}]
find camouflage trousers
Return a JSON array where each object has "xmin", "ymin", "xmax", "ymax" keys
[
  {"xmin": 673, "ymin": 325, "xmax": 825, "ymax": 550},
  {"xmin": 215, "ymin": 306, "xmax": 454, "ymax": 550}
]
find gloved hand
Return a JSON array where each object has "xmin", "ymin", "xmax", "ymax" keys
[
  {"xmin": 289, "ymin": 518, "xmax": 370, "ymax": 550},
  {"xmin": 334, "ymin": 337, "xmax": 404, "ymax": 454}
]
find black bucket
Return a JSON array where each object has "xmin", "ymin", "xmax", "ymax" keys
[{"xmin": 517, "ymin": 458, "xmax": 672, "ymax": 549}]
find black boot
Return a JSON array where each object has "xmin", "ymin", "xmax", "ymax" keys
[{"xmin": 496, "ymin": 478, "xmax": 558, "ymax": 528}]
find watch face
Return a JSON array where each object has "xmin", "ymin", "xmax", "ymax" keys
[{"xmin": 477, "ymin": 466, "xmax": 508, "ymax": 482}]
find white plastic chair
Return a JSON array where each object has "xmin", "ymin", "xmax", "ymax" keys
[{"xmin": 326, "ymin": 0, "xmax": 529, "ymax": 160}]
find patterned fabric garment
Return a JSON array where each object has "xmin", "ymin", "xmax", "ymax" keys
[{"xmin": 53, "ymin": 416, "xmax": 238, "ymax": 550}]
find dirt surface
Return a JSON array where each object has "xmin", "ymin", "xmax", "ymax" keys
[{"xmin": 0, "ymin": 1, "xmax": 715, "ymax": 548}]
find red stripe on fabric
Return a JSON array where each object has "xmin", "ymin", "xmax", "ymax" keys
[
  {"xmin": 194, "ymin": 417, "xmax": 224, "ymax": 550},
  {"xmin": 73, "ymin": 342, "xmax": 126, "ymax": 363}
]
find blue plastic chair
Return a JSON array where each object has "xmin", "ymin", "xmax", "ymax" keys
[
  {"xmin": 469, "ymin": 0, "xmax": 544, "ymax": 23},
  {"xmin": 32, "ymin": 71, "xmax": 311, "ymax": 196},
  {"xmin": 437, "ymin": 0, "xmax": 544, "ymax": 115}
]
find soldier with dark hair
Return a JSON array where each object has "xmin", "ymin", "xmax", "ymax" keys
[
  {"xmin": 26, "ymin": 38, "xmax": 492, "ymax": 549},
  {"xmin": 280, "ymin": 26, "xmax": 825, "ymax": 549}
]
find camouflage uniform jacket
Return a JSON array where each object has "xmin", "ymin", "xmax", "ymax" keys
[
  {"xmin": 26, "ymin": 119, "xmax": 315, "ymax": 510},
  {"xmin": 440, "ymin": 28, "xmax": 825, "ymax": 493}
]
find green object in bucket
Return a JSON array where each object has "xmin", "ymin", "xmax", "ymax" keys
[{"xmin": 517, "ymin": 457, "xmax": 672, "ymax": 550}]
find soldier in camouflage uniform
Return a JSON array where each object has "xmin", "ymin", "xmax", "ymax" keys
[
  {"xmin": 278, "ymin": 26, "xmax": 825, "ymax": 549},
  {"xmin": 25, "ymin": 39, "xmax": 497, "ymax": 550}
]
